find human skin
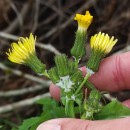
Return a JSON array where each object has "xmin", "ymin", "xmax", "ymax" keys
[{"xmin": 37, "ymin": 52, "xmax": 130, "ymax": 130}]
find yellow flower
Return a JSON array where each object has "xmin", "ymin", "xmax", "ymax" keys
[
  {"xmin": 74, "ymin": 11, "xmax": 93, "ymax": 31},
  {"xmin": 6, "ymin": 33, "xmax": 36, "ymax": 64},
  {"xmin": 86, "ymin": 32, "xmax": 118, "ymax": 73},
  {"xmin": 90, "ymin": 32, "xmax": 118, "ymax": 54},
  {"xmin": 6, "ymin": 33, "xmax": 46, "ymax": 74}
]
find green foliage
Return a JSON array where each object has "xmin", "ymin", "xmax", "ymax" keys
[
  {"xmin": 18, "ymin": 117, "xmax": 39, "ymax": 130},
  {"xmin": 17, "ymin": 98, "xmax": 66, "ymax": 130},
  {"xmin": 17, "ymin": 98, "xmax": 130, "ymax": 130},
  {"xmin": 94, "ymin": 99, "xmax": 130, "ymax": 120}
]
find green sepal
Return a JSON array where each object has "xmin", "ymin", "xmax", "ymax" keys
[
  {"xmin": 68, "ymin": 60, "xmax": 75, "ymax": 74},
  {"xmin": 55, "ymin": 54, "xmax": 70, "ymax": 76},
  {"xmin": 70, "ymin": 69, "xmax": 83, "ymax": 89},
  {"xmin": 26, "ymin": 53, "xmax": 46, "ymax": 74},
  {"xmin": 86, "ymin": 51, "xmax": 103, "ymax": 72},
  {"xmin": 81, "ymin": 109, "xmax": 94, "ymax": 120},
  {"xmin": 71, "ymin": 30, "xmax": 87, "ymax": 60},
  {"xmin": 88, "ymin": 90, "xmax": 101, "ymax": 108},
  {"xmin": 85, "ymin": 80, "xmax": 96, "ymax": 90},
  {"xmin": 82, "ymin": 90, "xmax": 102, "ymax": 119},
  {"xmin": 48, "ymin": 67, "xmax": 60, "ymax": 84}
]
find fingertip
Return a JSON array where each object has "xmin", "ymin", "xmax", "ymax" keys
[
  {"xmin": 122, "ymin": 99, "xmax": 130, "ymax": 108},
  {"xmin": 50, "ymin": 83, "xmax": 61, "ymax": 101},
  {"xmin": 37, "ymin": 117, "xmax": 130, "ymax": 130},
  {"xmin": 89, "ymin": 52, "xmax": 130, "ymax": 92},
  {"xmin": 37, "ymin": 118, "xmax": 91, "ymax": 130},
  {"xmin": 79, "ymin": 66, "xmax": 87, "ymax": 76}
]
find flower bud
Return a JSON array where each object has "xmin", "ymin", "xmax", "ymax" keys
[
  {"xmin": 71, "ymin": 31, "xmax": 86, "ymax": 59},
  {"xmin": 71, "ymin": 70, "xmax": 83, "ymax": 88},
  {"xmin": 55, "ymin": 54, "xmax": 70, "ymax": 76},
  {"xmin": 88, "ymin": 90, "xmax": 101, "ymax": 108},
  {"xmin": 48, "ymin": 67, "xmax": 60, "ymax": 84}
]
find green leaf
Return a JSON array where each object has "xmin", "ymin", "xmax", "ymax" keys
[
  {"xmin": 36, "ymin": 97, "xmax": 54, "ymax": 105},
  {"xmin": 29, "ymin": 112, "xmax": 55, "ymax": 130},
  {"xmin": 94, "ymin": 99, "xmax": 130, "ymax": 120},
  {"xmin": 18, "ymin": 98, "xmax": 66, "ymax": 130},
  {"xmin": 11, "ymin": 128, "xmax": 17, "ymax": 130},
  {"xmin": 18, "ymin": 117, "xmax": 39, "ymax": 130}
]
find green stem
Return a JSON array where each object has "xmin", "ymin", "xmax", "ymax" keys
[
  {"xmin": 65, "ymin": 100, "xmax": 75, "ymax": 118},
  {"xmin": 86, "ymin": 80, "xmax": 96, "ymax": 90},
  {"xmin": 42, "ymin": 70, "xmax": 50, "ymax": 78},
  {"xmin": 74, "ymin": 58, "xmax": 80, "ymax": 68},
  {"xmin": 69, "ymin": 101, "xmax": 75, "ymax": 118},
  {"xmin": 75, "ymin": 73, "xmax": 90, "ymax": 95}
]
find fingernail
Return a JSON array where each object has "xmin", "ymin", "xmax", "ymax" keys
[{"xmin": 37, "ymin": 122, "xmax": 61, "ymax": 130}]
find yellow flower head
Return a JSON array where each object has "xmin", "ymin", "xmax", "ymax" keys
[
  {"xmin": 86, "ymin": 32, "xmax": 118, "ymax": 72},
  {"xmin": 74, "ymin": 11, "xmax": 93, "ymax": 31},
  {"xmin": 6, "ymin": 33, "xmax": 36, "ymax": 64},
  {"xmin": 90, "ymin": 32, "xmax": 118, "ymax": 55}
]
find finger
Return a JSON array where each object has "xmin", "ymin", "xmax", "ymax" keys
[
  {"xmin": 122, "ymin": 99, "xmax": 130, "ymax": 108},
  {"xmin": 89, "ymin": 52, "xmax": 130, "ymax": 92},
  {"xmin": 50, "ymin": 83, "xmax": 60, "ymax": 101},
  {"xmin": 50, "ymin": 52, "xmax": 130, "ymax": 100},
  {"xmin": 37, "ymin": 117, "xmax": 130, "ymax": 130}
]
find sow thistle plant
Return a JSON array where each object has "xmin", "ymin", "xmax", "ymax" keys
[{"xmin": 6, "ymin": 10, "xmax": 130, "ymax": 129}]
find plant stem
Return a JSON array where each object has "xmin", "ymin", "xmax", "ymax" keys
[
  {"xmin": 86, "ymin": 80, "xmax": 96, "ymax": 90},
  {"xmin": 42, "ymin": 70, "xmax": 50, "ymax": 78},
  {"xmin": 75, "ymin": 58, "xmax": 80, "ymax": 68},
  {"xmin": 69, "ymin": 101, "xmax": 75, "ymax": 118},
  {"xmin": 65, "ymin": 100, "xmax": 75, "ymax": 118},
  {"xmin": 75, "ymin": 73, "xmax": 90, "ymax": 95}
]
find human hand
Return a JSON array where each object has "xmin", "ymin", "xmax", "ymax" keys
[{"xmin": 37, "ymin": 52, "xmax": 130, "ymax": 130}]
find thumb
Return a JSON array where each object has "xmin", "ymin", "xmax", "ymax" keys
[{"xmin": 36, "ymin": 117, "xmax": 130, "ymax": 130}]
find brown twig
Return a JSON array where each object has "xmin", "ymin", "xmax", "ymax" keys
[
  {"xmin": 0, "ymin": 62, "xmax": 50, "ymax": 85},
  {"xmin": 3, "ymin": 2, "xmax": 30, "ymax": 33},
  {"xmin": 0, "ymin": 85, "xmax": 46, "ymax": 97},
  {"xmin": 0, "ymin": 92, "xmax": 50, "ymax": 114},
  {"xmin": 0, "ymin": 32, "xmax": 61, "ymax": 55}
]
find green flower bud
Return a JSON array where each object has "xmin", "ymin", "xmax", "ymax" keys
[
  {"xmin": 81, "ymin": 110, "xmax": 94, "ymax": 120},
  {"xmin": 55, "ymin": 54, "xmax": 70, "ymax": 76},
  {"xmin": 88, "ymin": 90, "xmax": 101, "ymax": 109},
  {"xmin": 71, "ymin": 31, "xmax": 86, "ymax": 60},
  {"xmin": 48, "ymin": 67, "xmax": 60, "ymax": 84},
  {"xmin": 68, "ymin": 60, "xmax": 75, "ymax": 73},
  {"xmin": 86, "ymin": 52, "xmax": 102, "ymax": 73},
  {"xmin": 82, "ymin": 90, "xmax": 102, "ymax": 120},
  {"xmin": 71, "ymin": 69, "xmax": 83, "ymax": 87}
]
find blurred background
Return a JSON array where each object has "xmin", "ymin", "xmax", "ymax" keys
[{"xmin": 0, "ymin": 0, "xmax": 130, "ymax": 129}]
